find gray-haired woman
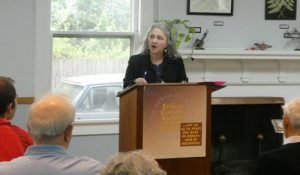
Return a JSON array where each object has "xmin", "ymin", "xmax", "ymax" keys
[{"xmin": 123, "ymin": 23, "xmax": 188, "ymax": 88}]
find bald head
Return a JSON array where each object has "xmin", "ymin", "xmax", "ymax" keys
[
  {"xmin": 283, "ymin": 97, "xmax": 300, "ymax": 137},
  {"xmin": 27, "ymin": 94, "xmax": 75, "ymax": 143}
]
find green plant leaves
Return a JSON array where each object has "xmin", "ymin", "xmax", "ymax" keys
[
  {"xmin": 185, "ymin": 35, "xmax": 192, "ymax": 42},
  {"xmin": 189, "ymin": 27, "xmax": 196, "ymax": 33},
  {"xmin": 156, "ymin": 19, "xmax": 195, "ymax": 48}
]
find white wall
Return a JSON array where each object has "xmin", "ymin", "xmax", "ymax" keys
[
  {"xmin": 0, "ymin": 0, "xmax": 35, "ymax": 96},
  {"xmin": 183, "ymin": 56, "xmax": 300, "ymax": 102},
  {"xmin": 2, "ymin": 0, "xmax": 298, "ymax": 102},
  {"xmin": 1, "ymin": 0, "xmax": 300, "ymax": 162},
  {"xmin": 0, "ymin": 0, "xmax": 35, "ymax": 136},
  {"xmin": 0, "ymin": 0, "xmax": 117, "ymax": 162},
  {"xmin": 150, "ymin": 0, "xmax": 300, "ymax": 102},
  {"xmin": 158, "ymin": 0, "xmax": 300, "ymax": 49}
]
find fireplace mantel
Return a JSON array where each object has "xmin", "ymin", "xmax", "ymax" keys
[
  {"xmin": 181, "ymin": 49, "xmax": 300, "ymax": 84},
  {"xmin": 180, "ymin": 49, "xmax": 300, "ymax": 60},
  {"xmin": 212, "ymin": 97, "xmax": 284, "ymax": 105}
]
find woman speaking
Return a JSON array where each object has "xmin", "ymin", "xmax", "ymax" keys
[{"xmin": 123, "ymin": 23, "xmax": 188, "ymax": 88}]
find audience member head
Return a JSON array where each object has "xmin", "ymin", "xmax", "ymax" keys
[
  {"xmin": 283, "ymin": 97, "xmax": 300, "ymax": 138},
  {"xmin": 139, "ymin": 22, "xmax": 178, "ymax": 58},
  {"xmin": 101, "ymin": 150, "xmax": 167, "ymax": 175},
  {"xmin": 27, "ymin": 94, "xmax": 75, "ymax": 148},
  {"xmin": 0, "ymin": 76, "xmax": 17, "ymax": 119}
]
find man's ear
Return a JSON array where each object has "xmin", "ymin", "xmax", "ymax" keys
[
  {"xmin": 5, "ymin": 103, "xmax": 16, "ymax": 119},
  {"xmin": 7, "ymin": 103, "xmax": 13, "ymax": 111},
  {"xmin": 283, "ymin": 116, "xmax": 289, "ymax": 129},
  {"xmin": 64, "ymin": 125, "xmax": 73, "ymax": 142},
  {"xmin": 27, "ymin": 125, "xmax": 31, "ymax": 132},
  {"xmin": 26, "ymin": 125, "xmax": 33, "ymax": 137},
  {"xmin": 7, "ymin": 99, "xmax": 16, "ymax": 110}
]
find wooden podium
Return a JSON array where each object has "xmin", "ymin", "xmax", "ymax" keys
[{"xmin": 118, "ymin": 83, "xmax": 223, "ymax": 175}]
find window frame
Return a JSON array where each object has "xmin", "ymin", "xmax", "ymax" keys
[
  {"xmin": 51, "ymin": 31, "xmax": 136, "ymax": 56},
  {"xmin": 51, "ymin": 0, "xmax": 140, "ymax": 55},
  {"xmin": 35, "ymin": 0, "xmax": 155, "ymax": 135},
  {"xmin": 50, "ymin": 0, "xmax": 139, "ymax": 135}
]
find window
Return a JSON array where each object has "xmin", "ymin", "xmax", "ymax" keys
[
  {"xmin": 51, "ymin": 0, "xmax": 137, "ymax": 126},
  {"xmin": 51, "ymin": 0, "xmax": 138, "ymax": 89}
]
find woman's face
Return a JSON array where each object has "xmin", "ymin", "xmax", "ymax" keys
[{"xmin": 147, "ymin": 28, "xmax": 168, "ymax": 56}]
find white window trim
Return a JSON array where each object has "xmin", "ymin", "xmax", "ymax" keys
[
  {"xmin": 35, "ymin": 0, "xmax": 155, "ymax": 136},
  {"xmin": 52, "ymin": 31, "xmax": 136, "ymax": 56},
  {"xmin": 72, "ymin": 119, "xmax": 119, "ymax": 136},
  {"xmin": 35, "ymin": 0, "xmax": 52, "ymax": 98},
  {"xmin": 52, "ymin": 31, "xmax": 136, "ymax": 38}
]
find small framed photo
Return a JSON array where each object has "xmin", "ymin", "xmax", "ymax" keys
[
  {"xmin": 187, "ymin": 0, "xmax": 234, "ymax": 16},
  {"xmin": 265, "ymin": 0, "xmax": 297, "ymax": 20}
]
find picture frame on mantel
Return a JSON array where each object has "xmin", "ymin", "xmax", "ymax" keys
[
  {"xmin": 265, "ymin": 0, "xmax": 297, "ymax": 20},
  {"xmin": 187, "ymin": 0, "xmax": 234, "ymax": 16}
]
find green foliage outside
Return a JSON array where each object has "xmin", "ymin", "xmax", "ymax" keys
[
  {"xmin": 52, "ymin": 38, "xmax": 130, "ymax": 60},
  {"xmin": 51, "ymin": 0, "xmax": 132, "ymax": 60}
]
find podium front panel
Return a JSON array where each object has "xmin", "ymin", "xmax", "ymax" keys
[{"xmin": 142, "ymin": 85, "xmax": 208, "ymax": 159}]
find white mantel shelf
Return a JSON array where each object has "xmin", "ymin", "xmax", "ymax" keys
[{"xmin": 179, "ymin": 49, "xmax": 300, "ymax": 60}]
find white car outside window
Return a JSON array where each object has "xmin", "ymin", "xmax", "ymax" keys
[{"xmin": 54, "ymin": 74, "xmax": 123, "ymax": 121}]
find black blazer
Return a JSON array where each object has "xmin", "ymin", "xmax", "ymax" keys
[
  {"xmin": 253, "ymin": 142, "xmax": 300, "ymax": 175},
  {"xmin": 123, "ymin": 54, "xmax": 188, "ymax": 88}
]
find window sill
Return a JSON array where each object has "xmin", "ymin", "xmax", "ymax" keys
[{"xmin": 72, "ymin": 119, "xmax": 119, "ymax": 136}]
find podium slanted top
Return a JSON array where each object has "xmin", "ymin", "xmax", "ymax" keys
[{"xmin": 117, "ymin": 82, "xmax": 225, "ymax": 97}]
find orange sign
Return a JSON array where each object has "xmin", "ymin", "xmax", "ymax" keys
[{"xmin": 180, "ymin": 122, "xmax": 202, "ymax": 146}]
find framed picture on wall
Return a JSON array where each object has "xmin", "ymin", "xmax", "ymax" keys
[
  {"xmin": 265, "ymin": 0, "xmax": 297, "ymax": 20},
  {"xmin": 187, "ymin": 0, "xmax": 233, "ymax": 16}
]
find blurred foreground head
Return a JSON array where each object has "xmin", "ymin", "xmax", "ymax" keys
[{"xmin": 101, "ymin": 150, "xmax": 167, "ymax": 175}]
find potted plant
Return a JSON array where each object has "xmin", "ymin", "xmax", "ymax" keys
[{"xmin": 156, "ymin": 19, "xmax": 196, "ymax": 48}]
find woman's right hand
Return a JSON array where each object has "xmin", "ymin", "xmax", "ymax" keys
[{"xmin": 134, "ymin": 78, "xmax": 148, "ymax": 85}]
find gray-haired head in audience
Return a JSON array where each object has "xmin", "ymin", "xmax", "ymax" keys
[
  {"xmin": 101, "ymin": 150, "xmax": 167, "ymax": 175},
  {"xmin": 27, "ymin": 94, "xmax": 75, "ymax": 148}
]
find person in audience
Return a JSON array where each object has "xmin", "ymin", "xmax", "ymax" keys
[
  {"xmin": 101, "ymin": 150, "xmax": 166, "ymax": 175},
  {"xmin": 123, "ymin": 22, "xmax": 188, "ymax": 88},
  {"xmin": 0, "ymin": 76, "xmax": 33, "ymax": 161},
  {"xmin": 254, "ymin": 97, "xmax": 300, "ymax": 175},
  {"xmin": 0, "ymin": 94, "xmax": 102, "ymax": 175}
]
